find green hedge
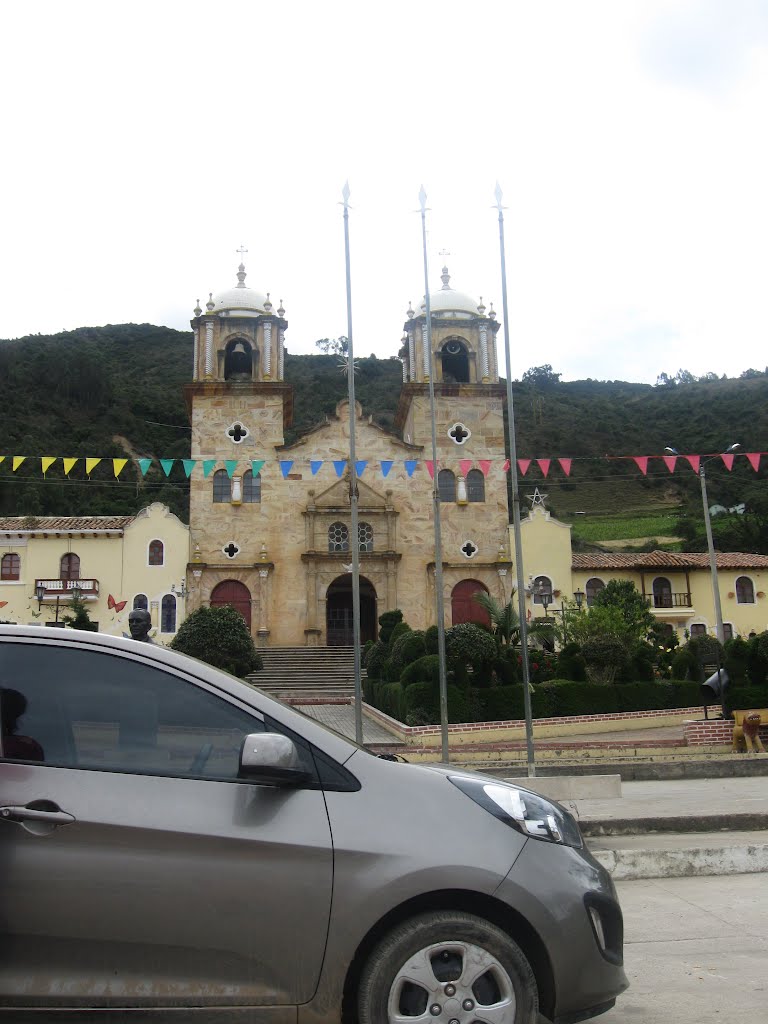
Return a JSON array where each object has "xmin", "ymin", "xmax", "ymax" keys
[{"xmin": 724, "ymin": 685, "xmax": 768, "ymax": 718}]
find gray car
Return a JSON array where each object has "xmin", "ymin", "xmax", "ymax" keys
[{"xmin": 0, "ymin": 625, "xmax": 627, "ymax": 1023}]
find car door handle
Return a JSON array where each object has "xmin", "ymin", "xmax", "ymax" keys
[{"xmin": 0, "ymin": 803, "xmax": 76, "ymax": 826}]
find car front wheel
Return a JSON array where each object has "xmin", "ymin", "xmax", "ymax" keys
[{"xmin": 358, "ymin": 910, "xmax": 539, "ymax": 1024}]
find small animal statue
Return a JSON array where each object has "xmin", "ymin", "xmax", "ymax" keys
[{"xmin": 741, "ymin": 711, "xmax": 766, "ymax": 754}]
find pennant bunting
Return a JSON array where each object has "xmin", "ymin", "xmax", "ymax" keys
[
  {"xmin": 63, "ymin": 458, "xmax": 78, "ymax": 476},
  {"xmin": 479, "ymin": 460, "xmax": 492, "ymax": 477},
  {"xmin": 202, "ymin": 460, "xmax": 216, "ymax": 478},
  {"xmin": 459, "ymin": 459, "xmax": 473, "ymax": 477},
  {"xmin": 251, "ymin": 459, "xmax": 265, "ymax": 476},
  {"xmin": 380, "ymin": 460, "xmax": 393, "ymax": 477},
  {"xmin": 518, "ymin": 459, "xmax": 530, "ymax": 475},
  {"xmin": 721, "ymin": 453, "xmax": 735, "ymax": 471},
  {"xmin": 224, "ymin": 460, "xmax": 237, "ymax": 479},
  {"xmin": 85, "ymin": 458, "xmax": 101, "ymax": 476},
  {"xmin": 310, "ymin": 460, "xmax": 323, "ymax": 476},
  {"xmin": 424, "ymin": 461, "xmax": 435, "ymax": 479},
  {"xmin": 633, "ymin": 456, "xmax": 649, "ymax": 476},
  {"xmin": 160, "ymin": 459, "xmax": 175, "ymax": 477},
  {"xmin": 502, "ymin": 459, "xmax": 510, "ymax": 473},
  {"xmin": 662, "ymin": 455, "xmax": 677, "ymax": 473},
  {"xmin": 355, "ymin": 460, "xmax": 368, "ymax": 477},
  {"xmin": 558, "ymin": 458, "xmax": 572, "ymax": 476},
  {"xmin": 138, "ymin": 458, "xmax": 153, "ymax": 477},
  {"xmin": 279, "ymin": 460, "xmax": 294, "ymax": 478},
  {"xmin": 182, "ymin": 459, "xmax": 196, "ymax": 478},
  {"xmin": 684, "ymin": 455, "xmax": 700, "ymax": 473},
  {"xmin": 536, "ymin": 458, "xmax": 551, "ymax": 478},
  {"xmin": 0, "ymin": 457, "xmax": 4, "ymax": 466},
  {"xmin": 12, "ymin": 457, "xmax": 26, "ymax": 472},
  {"xmin": 333, "ymin": 460, "xmax": 347, "ymax": 478},
  {"xmin": 405, "ymin": 460, "xmax": 417, "ymax": 477},
  {"xmin": 113, "ymin": 458, "xmax": 128, "ymax": 478},
  {"xmin": 41, "ymin": 457, "xmax": 56, "ymax": 476},
  {"xmin": 746, "ymin": 453, "xmax": 761, "ymax": 472}
]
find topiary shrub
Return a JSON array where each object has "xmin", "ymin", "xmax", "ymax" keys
[
  {"xmin": 445, "ymin": 623, "xmax": 497, "ymax": 686},
  {"xmin": 724, "ymin": 636, "xmax": 750, "ymax": 686},
  {"xmin": 400, "ymin": 629, "xmax": 427, "ymax": 667},
  {"xmin": 386, "ymin": 629, "xmax": 423, "ymax": 681},
  {"xmin": 361, "ymin": 640, "xmax": 374, "ymax": 667},
  {"xmin": 671, "ymin": 648, "xmax": 696, "ymax": 680},
  {"xmin": 556, "ymin": 642, "xmax": 587, "ymax": 682},
  {"xmin": 389, "ymin": 621, "xmax": 411, "ymax": 645},
  {"xmin": 424, "ymin": 625, "xmax": 439, "ymax": 654},
  {"xmin": 170, "ymin": 605, "xmax": 262, "ymax": 678},
  {"xmin": 365, "ymin": 640, "xmax": 388, "ymax": 681},
  {"xmin": 401, "ymin": 654, "xmax": 440, "ymax": 688},
  {"xmin": 378, "ymin": 682, "xmax": 405, "ymax": 720},
  {"xmin": 724, "ymin": 684, "xmax": 768, "ymax": 719},
  {"xmin": 747, "ymin": 631, "xmax": 768, "ymax": 686},
  {"xmin": 378, "ymin": 609, "xmax": 404, "ymax": 645},
  {"xmin": 548, "ymin": 680, "xmax": 620, "ymax": 716},
  {"xmin": 580, "ymin": 636, "xmax": 629, "ymax": 685}
]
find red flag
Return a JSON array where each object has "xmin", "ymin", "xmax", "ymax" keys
[
  {"xmin": 518, "ymin": 459, "xmax": 531, "ymax": 475},
  {"xmin": 662, "ymin": 455, "xmax": 677, "ymax": 473},
  {"xmin": 746, "ymin": 453, "xmax": 761, "ymax": 472},
  {"xmin": 459, "ymin": 459, "xmax": 473, "ymax": 477},
  {"xmin": 479, "ymin": 460, "xmax": 492, "ymax": 477},
  {"xmin": 558, "ymin": 458, "xmax": 572, "ymax": 476},
  {"xmin": 721, "ymin": 453, "xmax": 735, "ymax": 471},
  {"xmin": 425, "ymin": 460, "xmax": 435, "ymax": 479},
  {"xmin": 684, "ymin": 454, "xmax": 700, "ymax": 473},
  {"xmin": 502, "ymin": 459, "xmax": 510, "ymax": 473},
  {"xmin": 633, "ymin": 456, "xmax": 649, "ymax": 475},
  {"xmin": 536, "ymin": 458, "xmax": 551, "ymax": 477}
]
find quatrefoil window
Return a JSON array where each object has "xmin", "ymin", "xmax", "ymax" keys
[
  {"xmin": 227, "ymin": 422, "xmax": 249, "ymax": 444},
  {"xmin": 448, "ymin": 422, "xmax": 471, "ymax": 445},
  {"xmin": 223, "ymin": 542, "xmax": 240, "ymax": 559},
  {"xmin": 460, "ymin": 539, "xmax": 478, "ymax": 559}
]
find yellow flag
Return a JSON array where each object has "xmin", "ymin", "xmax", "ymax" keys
[
  {"xmin": 113, "ymin": 458, "xmax": 128, "ymax": 478},
  {"xmin": 41, "ymin": 457, "xmax": 57, "ymax": 475},
  {"xmin": 63, "ymin": 458, "xmax": 78, "ymax": 476},
  {"xmin": 85, "ymin": 458, "xmax": 101, "ymax": 475},
  {"xmin": 12, "ymin": 456, "xmax": 26, "ymax": 471},
  {"xmin": 0, "ymin": 456, "xmax": 5, "ymax": 465}
]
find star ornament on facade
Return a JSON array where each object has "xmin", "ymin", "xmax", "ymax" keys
[{"xmin": 527, "ymin": 488, "xmax": 548, "ymax": 508}]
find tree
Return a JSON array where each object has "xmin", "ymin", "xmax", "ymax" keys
[
  {"xmin": 170, "ymin": 605, "xmax": 263, "ymax": 678},
  {"xmin": 61, "ymin": 595, "xmax": 98, "ymax": 631},
  {"xmin": 591, "ymin": 580, "xmax": 655, "ymax": 641},
  {"xmin": 314, "ymin": 336, "xmax": 348, "ymax": 355},
  {"xmin": 521, "ymin": 364, "xmax": 561, "ymax": 389}
]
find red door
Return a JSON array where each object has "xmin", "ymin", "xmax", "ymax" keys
[
  {"xmin": 451, "ymin": 580, "xmax": 491, "ymax": 628},
  {"xmin": 210, "ymin": 580, "xmax": 252, "ymax": 629}
]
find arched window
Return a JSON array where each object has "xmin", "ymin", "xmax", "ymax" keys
[
  {"xmin": 533, "ymin": 576, "xmax": 553, "ymax": 604},
  {"xmin": 585, "ymin": 578, "xmax": 604, "ymax": 607},
  {"xmin": 148, "ymin": 539, "xmax": 164, "ymax": 566},
  {"xmin": 723, "ymin": 623, "xmax": 734, "ymax": 642},
  {"xmin": 243, "ymin": 470, "xmax": 261, "ymax": 503},
  {"xmin": 1, "ymin": 553, "xmax": 20, "ymax": 581},
  {"xmin": 60, "ymin": 553, "xmax": 80, "ymax": 581},
  {"xmin": 652, "ymin": 577, "xmax": 672, "ymax": 609},
  {"xmin": 133, "ymin": 594, "xmax": 148, "ymax": 611},
  {"xmin": 690, "ymin": 623, "xmax": 707, "ymax": 637},
  {"xmin": 466, "ymin": 469, "xmax": 485, "ymax": 502},
  {"xmin": 223, "ymin": 337, "xmax": 254, "ymax": 380},
  {"xmin": 438, "ymin": 469, "xmax": 456, "ymax": 502},
  {"xmin": 736, "ymin": 576, "xmax": 755, "ymax": 604},
  {"xmin": 358, "ymin": 522, "xmax": 374, "ymax": 552},
  {"xmin": 328, "ymin": 522, "xmax": 349, "ymax": 552},
  {"xmin": 161, "ymin": 594, "xmax": 177, "ymax": 633},
  {"xmin": 213, "ymin": 469, "xmax": 231, "ymax": 503},
  {"xmin": 440, "ymin": 338, "xmax": 470, "ymax": 383}
]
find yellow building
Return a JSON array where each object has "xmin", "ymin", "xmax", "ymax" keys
[
  {"xmin": 514, "ymin": 499, "xmax": 768, "ymax": 640},
  {"xmin": 0, "ymin": 503, "xmax": 189, "ymax": 641}
]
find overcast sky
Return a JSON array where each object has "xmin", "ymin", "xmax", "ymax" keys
[{"xmin": 2, "ymin": 0, "xmax": 767, "ymax": 385}]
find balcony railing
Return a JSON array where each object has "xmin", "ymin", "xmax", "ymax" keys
[
  {"xmin": 648, "ymin": 592, "xmax": 692, "ymax": 609},
  {"xmin": 35, "ymin": 579, "xmax": 99, "ymax": 601}
]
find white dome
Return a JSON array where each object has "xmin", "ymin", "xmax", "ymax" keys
[
  {"xmin": 211, "ymin": 265, "xmax": 270, "ymax": 315},
  {"xmin": 420, "ymin": 267, "xmax": 480, "ymax": 316}
]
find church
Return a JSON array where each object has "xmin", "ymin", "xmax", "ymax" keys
[{"xmin": 184, "ymin": 262, "xmax": 514, "ymax": 646}]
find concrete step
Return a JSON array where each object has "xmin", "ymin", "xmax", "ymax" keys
[
  {"xmin": 588, "ymin": 830, "xmax": 768, "ymax": 880},
  {"xmin": 248, "ymin": 646, "xmax": 364, "ymax": 698}
]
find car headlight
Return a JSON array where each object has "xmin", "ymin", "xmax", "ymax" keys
[{"xmin": 449, "ymin": 776, "xmax": 583, "ymax": 848}]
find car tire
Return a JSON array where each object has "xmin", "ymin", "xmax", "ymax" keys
[{"xmin": 358, "ymin": 910, "xmax": 539, "ymax": 1024}]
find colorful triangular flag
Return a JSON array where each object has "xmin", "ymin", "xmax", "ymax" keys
[
  {"xmin": 721, "ymin": 453, "xmax": 735, "ymax": 471},
  {"xmin": 63, "ymin": 458, "xmax": 78, "ymax": 476},
  {"xmin": 310, "ymin": 460, "xmax": 323, "ymax": 475},
  {"xmin": 202, "ymin": 459, "xmax": 216, "ymax": 478},
  {"xmin": 459, "ymin": 459, "xmax": 473, "ymax": 477},
  {"xmin": 380, "ymin": 460, "xmax": 393, "ymax": 477},
  {"xmin": 558, "ymin": 458, "xmax": 572, "ymax": 476},
  {"xmin": 684, "ymin": 455, "xmax": 700, "ymax": 473},
  {"xmin": 160, "ymin": 459, "xmax": 175, "ymax": 477},
  {"xmin": 12, "ymin": 456, "xmax": 26, "ymax": 472},
  {"xmin": 333, "ymin": 460, "xmax": 347, "ymax": 478},
  {"xmin": 138, "ymin": 458, "xmax": 153, "ymax": 476},
  {"xmin": 182, "ymin": 459, "xmax": 196, "ymax": 478},
  {"xmin": 536, "ymin": 459, "xmax": 551, "ymax": 477},
  {"xmin": 279, "ymin": 460, "xmax": 294, "ymax": 478},
  {"xmin": 41, "ymin": 457, "xmax": 56, "ymax": 476},
  {"xmin": 251, "ymin": 459, "xmax": 265, "ymax": 476},
  {"xmin": 633, "ymin": 456, "xmax": 649, "ymax": 476},
  {"xmin": 746, "ymin": 453, "xmax": 761, "ymax": 472},
  {"xmin": 224, "ymin": 460, "xmax": 237, "ymax": 478},
  {"xmin": 502, "ymin": 459, "xmax": 510, "ymax": 473},
  {"xmin": 355, "ymin": 460, "xmax": 367, "ymax": 476},
  {"xmin": 85, "ymin": 458, "xmax": 101, "ymax": 476},
  {"xmin": 404, "ymin": 460, "xmax": 417, "ymax": 477},
  {"xmin": 517, "ymin": 459, "xmax": 530, "ymax": 475},
  {"xmin": 424, "ymin": 461, "xmax": 435, "ymax": 479},
  {"xmin": 662, "ymin": 455, "xmax": 677, "ymax": 473},
  {"xmin": 113, "ymin": 458, "xmax": 128, "ymax": 478},
  {"xmin": 479, "ymin": 460, "xmax": 492, "ymax": 477}
]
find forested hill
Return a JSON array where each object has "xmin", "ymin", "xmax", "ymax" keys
[{"xmin": 1, "ymin": 323, "xmax": 766, "ymax": 529}]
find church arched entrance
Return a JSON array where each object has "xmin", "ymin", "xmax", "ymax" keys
[
  {"xmin": 210, "ymin": 580, "xmax": 252, "ymax": 629},
  {"xmin": 451, "ymin": 579, "xmax": 491, "ymax": 628},
  {"xmin": 326, "ymin": 576, "xmax": 377, "ymax": 646}
]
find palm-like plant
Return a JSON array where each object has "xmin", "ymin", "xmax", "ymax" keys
[{"xmin": 472, "ymin": 590, "xmax": 552, "ymax": 650}]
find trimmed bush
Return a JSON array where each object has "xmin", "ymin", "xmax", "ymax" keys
[
  {"xmin": 724, "ymin": 636, "xmax": 750, "ymax": 686},
  {"xmin": 724, "ymin": 685, "xmax": 768, "ymax": 719},
  {"xmin": 424, "ymin": 625, "xmax": 439, "ymax": 654},
  {"xmin": 365, "ymin": 640, "xmax": 388, "ymax": 681},
  {"xmin": 378, "ymin": 682, "xmax": 404, "ymax": 720},
  {"xmin": 747, "ymin": 632, "xmax": 768, "ymax": 686},
  {"xmin": 400, "ymin": 630, "xmax": 427, "ymax": 667},
  {"xmin": 389, "ymin": 621, "xmax": 411, "ymax": 645},
  {"xmin": 387, "ymin": 629, "xmax": 424, "ymax": 681},
  {"xmin": 445, "ymin": 623, "xmax": 497, "ymax": 686},
  {"xmin": 556, "ymin": 643, "xmax": 587, "ymax": 682},
  {"xmin": 378, "ymin": 610, "xmax": 404, "ymax": 645},
  {"xmin": 547, "ymin": 680, "xmax": 620, "ymax": 717},
  {"xmin": 170, "ymin": 605, "xmax": 262, "ymax": 678},
  {"xmin": 401, "ymin": 654, "xmax": 440, "ymax": 687}
]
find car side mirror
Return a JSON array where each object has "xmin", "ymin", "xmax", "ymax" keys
[{"xmin": 239, "ymin": 733, "xmax": 311, "ymax": 786}]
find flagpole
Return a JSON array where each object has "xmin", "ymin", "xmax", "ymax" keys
[
  {"xmin": 342, "ymin": 182, "xmax": 364, "ymax": 745},
  {"xmin": 495, "ymin": 182, "xmax": 535, "ymax": 777},
  {"xmin": 419, "ymin": 186, "xmax": 450, "ymax": 763}
]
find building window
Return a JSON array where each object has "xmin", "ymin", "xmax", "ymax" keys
[
  {"xmin": 585, "ymin": 578, "xmax": 604, "ymax": 607},
  {"xmin": 358, "ymin": 522, "xmax": 374, "ymax": 552},
  {"xmin": 652, "ymin": 577, "xmax": 672, "ymax": 609},
  {"xmin": 736, "ymin": 576, "xmax": 755, "ymax": 604},
  {"xmin": 60, "ymin": 553, "xmax": 80, "ymax": 581},
  {"xmin": 690, "ymin": 623, "xmax": 707, "ymax": 638},
  {"xmin": 243, "ymin": 470, "xmax": 261, "ymax": 503},
  {"xmin": 133, "ymin": 594, "xmax": 149, "ymax": 611},
  {"xmin": 328, "ymin": 522, "xmax": 349, "ymax": 552},
  {"xmin": 213, "ymin": 469, "xmax": 231, "ymax": 503},
  {"xmin": 723, "ymin": 623, "xmax": 734, "ymax": 642},
  {"xmin": 533, "ymin": 576, "xmax": 553, "ymax": 604},
  {"xmin": 438, "ymin": 469, "xmax": 456, "ymax": 502},
  {"xmin": 161, "ymin": 594, "xmax": 177, "ymax": 633},
  {"xmin": 466, "ymin": 469, "xmax": 485, "ymax": 502},
  {"xmin": 1, "ymin": 553, "xmax": 20, "ymax": 581},
  {"xmin": 148, "ymin": 540, "xmax": 164, "ymax": 566}
]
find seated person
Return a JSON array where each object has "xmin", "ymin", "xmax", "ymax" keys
[{"xmin": 1, "ymin": 687, "xmax": 45, "ymax": 761}]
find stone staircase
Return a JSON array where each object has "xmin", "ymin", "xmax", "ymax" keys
[{"xmin": 247, "ymin": 646, "xmax": 363, "ymax": 700}]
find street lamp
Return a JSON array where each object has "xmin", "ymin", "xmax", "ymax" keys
[
  {"xmin": 34, "ymin": 583, "xmax": 46, "ymax": 609},
  {"xmin": 574, "ymin": 588, "xmax": 585, "ymax": 611},
  {"xmin": 665, "ymin": 442, "xmax": 740, "ymax": 643}
]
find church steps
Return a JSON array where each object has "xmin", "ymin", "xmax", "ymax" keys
[{"xmin": 247, "ymin": 646, "xmax": 364, "ymax": 699}]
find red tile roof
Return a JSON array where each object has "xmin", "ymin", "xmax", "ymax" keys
[
  {"xmin": 0, "ymin": 516, "xmax": 134, "ymax": 533},
  {"xmin": 572, "ymin": 550, "xmax": 768, "ymax": 570}
]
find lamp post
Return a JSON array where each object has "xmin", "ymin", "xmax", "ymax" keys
[
  {"xmin": 665, "ymin": 443, "xmax": 740, "ymax": 643},
  {"xmin": 574, "ymin": 588, "xmax": 585, "ymax": 611}
]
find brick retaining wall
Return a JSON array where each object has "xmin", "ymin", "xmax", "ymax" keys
[{"xmin": 684, "ymin": 718, "xmax": 768, "ymax": 746}]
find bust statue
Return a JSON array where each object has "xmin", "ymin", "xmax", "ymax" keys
[{"xmin": 126, "ymin": 608, "xmax": 154, "ymax": 643}]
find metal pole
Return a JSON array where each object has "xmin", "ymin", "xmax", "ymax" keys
[
  {"xmin": 342, "ymin": 183, "xmax": 363, "ymax": 745},
  {"xmin": 419, "ymin": 186, "xmax": 450, "ymax": 763},
  {"xmin": 495, "ymin": 183, "xmax": 536, "ymax": 777},
  {"xmin": 700, "ymin": 466, "xmax": 725, "ymax": 644}
]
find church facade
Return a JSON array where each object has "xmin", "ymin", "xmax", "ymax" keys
[{"xmin": 184, "ymin": 264, "xmax": 514, "ymax": 646}]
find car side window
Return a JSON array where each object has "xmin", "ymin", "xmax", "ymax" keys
[{"xmin": 0, "ymin": 642, "xmax": 272, "ymax": 781}]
